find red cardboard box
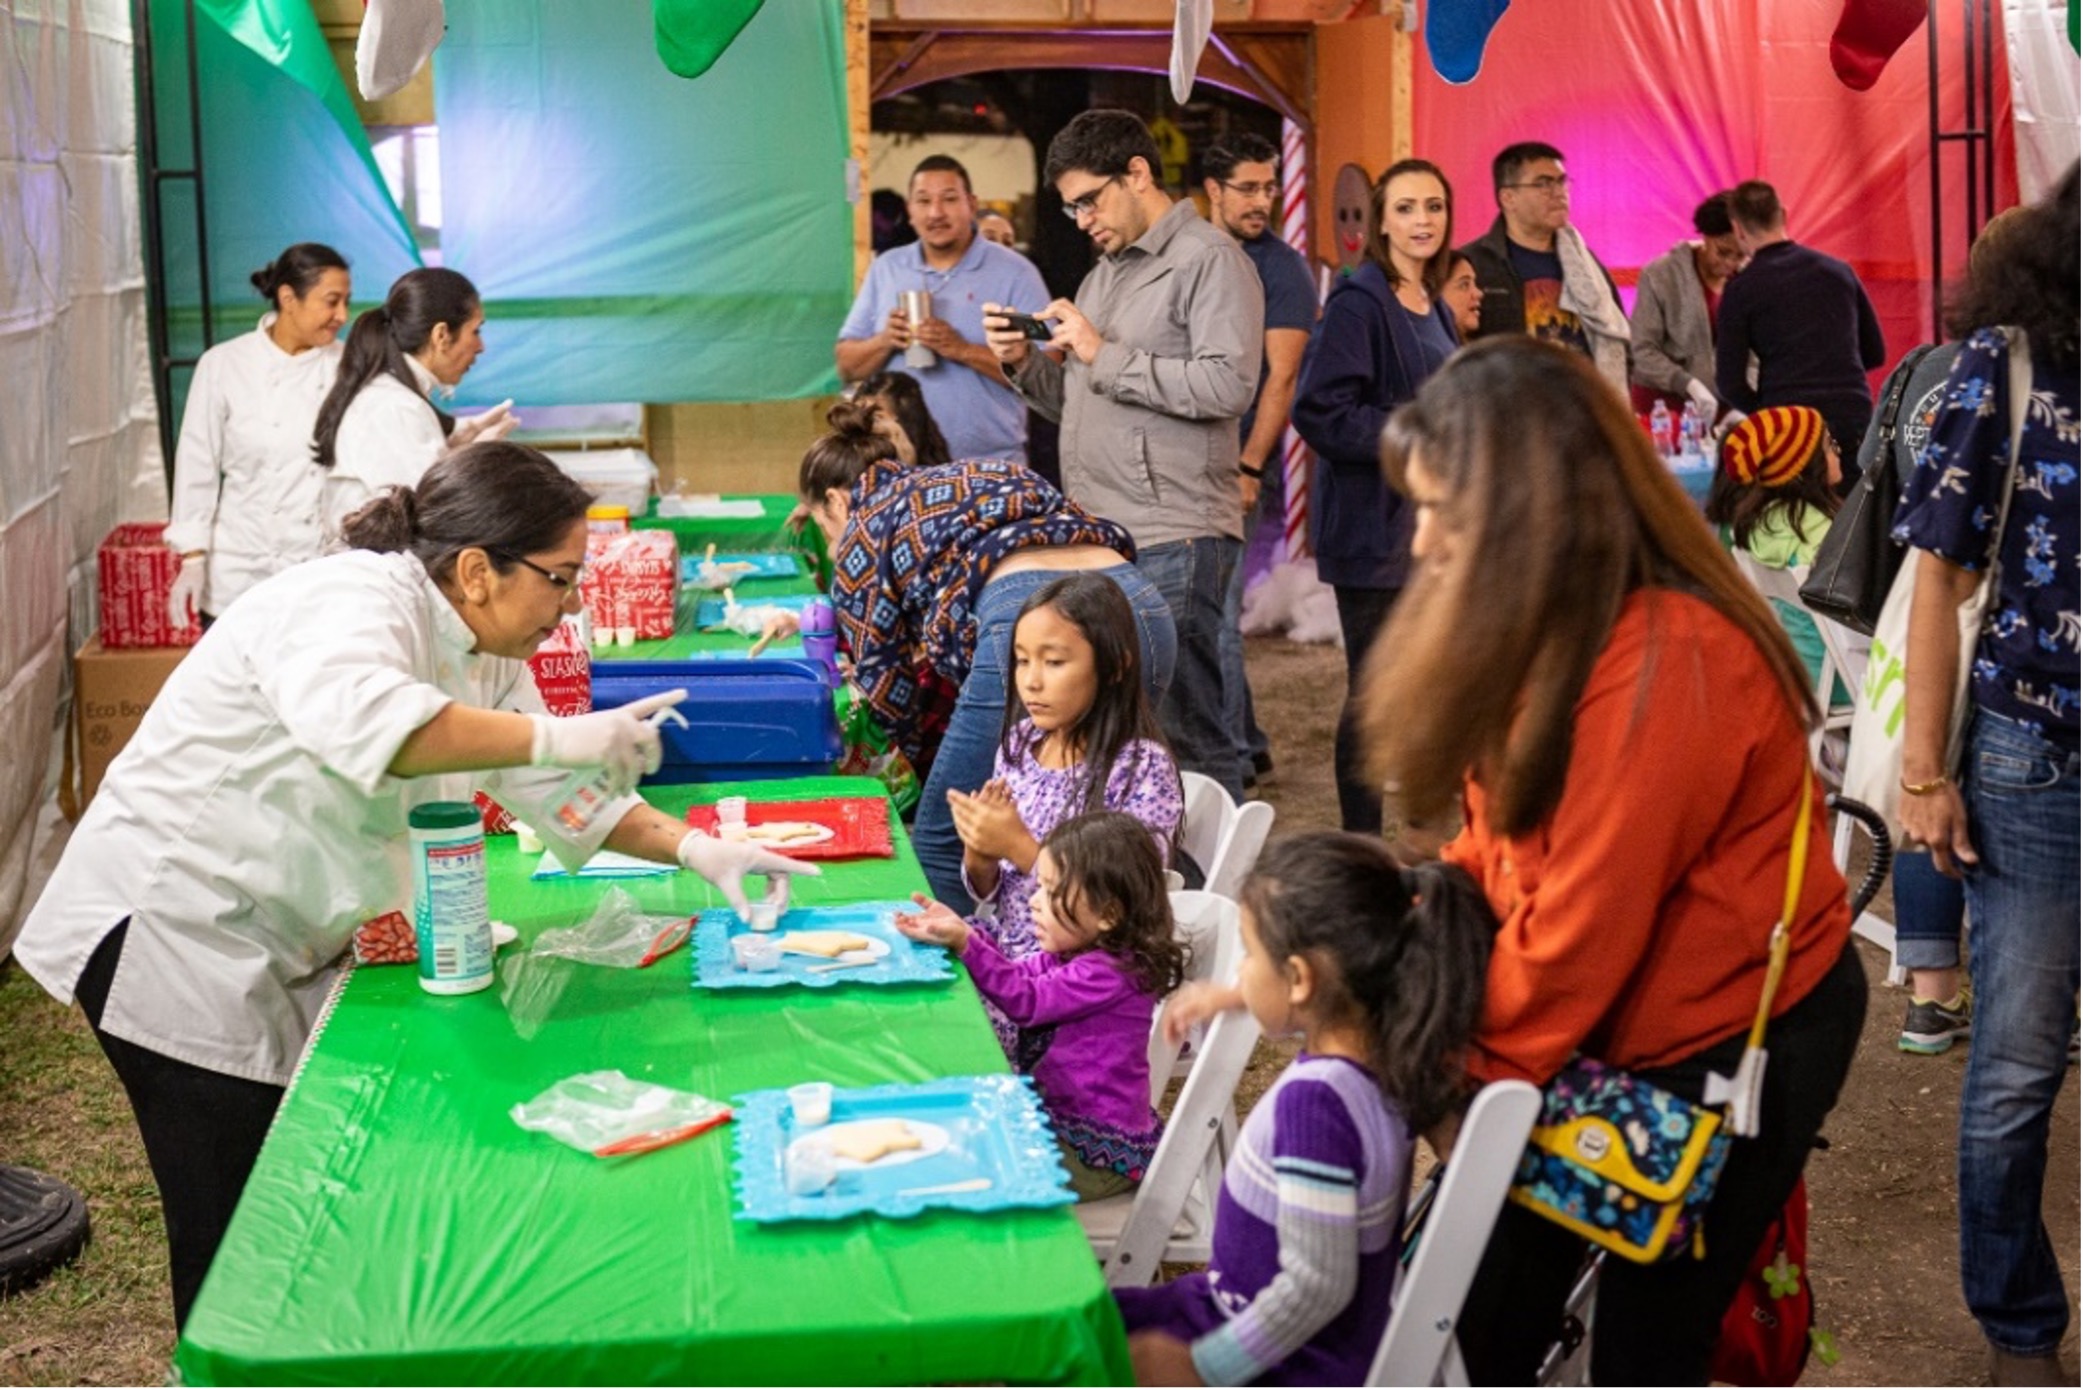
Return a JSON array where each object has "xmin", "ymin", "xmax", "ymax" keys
[
  {"xmin": 582, "ymin": 530, "xmax": 678, "ymax": 641},
  {"xmin": 99, "ymin": 522, "xmax": 201, "ymax": 649},
  {"xmin": 527, "ymin": 620, "xmax": 593, "ymax": 715}
]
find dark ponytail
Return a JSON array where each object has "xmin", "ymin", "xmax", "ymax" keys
[
  {"xmin": 798, "ymin": 397, "xmax": 899, "ymax": 501},
  {"xmin": 250, "ymin": 242, "xmax": 349, "ymax": 306},
  {"xmin": 1241, "ymin": 834, "xmax": 1496, "ymax": 1133},
  {"xmin": 312, "ymin": 266, "xmax": 479, "ymax": 469},
  {"xmin": 341, "ymin": 440, "xmax": 593, "ymax": 586}
]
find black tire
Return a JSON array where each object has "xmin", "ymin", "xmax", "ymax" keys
[{"xmin": 0, "ymin": 1166, "xmax": 91, "ymax": 1297}]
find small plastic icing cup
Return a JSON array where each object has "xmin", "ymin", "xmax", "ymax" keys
[
  {"xmin": 788, "ymin": 1082, "xmax": 833, "ymax": 1129},
  {"xmin": 734, "ymin": 935, "xmax": 782, "ymax": 972},
  {"xmin": 511, "ymin": 820, "xmax": 544, "ymax": 855},
  {"xmin": 614, "ymin": 626, "xmax": 637, "ymax": 647},
  {"xmin": 744, "ymin": 900, "xmax": 780, "ymax": 932},
  {"xmin": 716, "ymin": 796, "xmax": 748, "ymax": 828},
  {"xmin": 786, "ymin": 1144, "xmax": 838, "ymax": 1196}
]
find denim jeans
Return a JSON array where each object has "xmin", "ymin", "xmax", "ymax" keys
[
  {"xmin": 1136, "ymin": 537, "xmax": 1244, "ymax": 799},
  {"xmin": 1892, "ymin": 848, "xmax": 1968, "ymax": 972},
  {"xmin": 911, "ymin": 563, "xmax": 1177, "ymax": 906},
  {"xmin": 1956, "ymin": 708, "xmax": 2080, "ymax": 1356},
  {"xmin": 1218, "ymin": 504, "xmax": 1269, "ymax": 772}
]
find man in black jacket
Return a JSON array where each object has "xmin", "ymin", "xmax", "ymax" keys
[
  {"xmin": 1715, "ymin": 179, "xmax": 1886, "ymax": 485},
  {"xmin": 1458, "ymin": 142, "xmax": 1629, "ymax": 394}
]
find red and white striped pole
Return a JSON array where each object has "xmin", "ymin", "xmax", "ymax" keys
[{"xmin": 1279, "ymin": 118, "xmax": 1313, "ymax": 561}]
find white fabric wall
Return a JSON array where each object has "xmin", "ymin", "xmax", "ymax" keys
[
  {"xmin": 2004, "ymin": 0, "xmax": 2082, "ymax": 201},
  {"xmin": 0, "ymin": 0, "xmax": 161, "ymax": 954}
]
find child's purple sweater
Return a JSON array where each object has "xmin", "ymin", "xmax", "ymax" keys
[{"xmin": 958, "ymin": 934, "xmax": 1162, "ymax": 1177}]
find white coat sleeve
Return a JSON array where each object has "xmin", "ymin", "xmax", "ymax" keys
[
  {"xmin": 164, "ymin": 346, "xmax": 229, "ymax": 555},
  {"xmin": 479, "ymin": 669, "xmax": 644, "ymax": 872}
]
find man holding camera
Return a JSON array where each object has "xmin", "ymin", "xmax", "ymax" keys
[{"xmin": 984, "ymin": 109, "xmax": 1263, "ymax": 797}]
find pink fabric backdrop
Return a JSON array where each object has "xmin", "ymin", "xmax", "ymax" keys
[{"xmin": 1412, "ymin": 0, "xmax": 2020, "ymax": 369}]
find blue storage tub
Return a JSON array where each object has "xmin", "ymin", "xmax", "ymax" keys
[{"xmin": 590, "ymin": 658, "xmax": 841, "ymax": 784}]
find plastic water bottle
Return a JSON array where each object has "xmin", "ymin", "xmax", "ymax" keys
[
  {"xmin": 800, "ymin": 597, "xmax": 840, "ymax": 683},
  {"xmin": 1677, "ymin": 402, "xmax": 1706, "ymax": 471},
  {"xmin": 409, "ymin": 802, "xmax": 493, "ymax": 995},
  {"xmin": 1648, "ymin": 401, "xmax": 1673, "ymax": 460}
]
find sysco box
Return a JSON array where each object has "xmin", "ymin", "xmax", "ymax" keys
[{"xmin": 98, "ymin": 522, "xmax": 201, "ymax": 649}]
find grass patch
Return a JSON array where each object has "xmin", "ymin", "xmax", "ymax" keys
[{"xmin": 0, "ymin": 962, "xmax": 173, "ymax": 1386}]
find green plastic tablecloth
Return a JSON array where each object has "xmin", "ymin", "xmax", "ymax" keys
[
  {"xmin": 175, "ymin": 777, "xmax": 1130, "ymax": 1386},
  {"xmin": 594, "ymin": 570, "xmax": 824, "ymax": 663},
  {"xmin": 634, "ymin": 494, "xmax": 830, "ymax": 588}
]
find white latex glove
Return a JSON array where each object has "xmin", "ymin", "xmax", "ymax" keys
[
  {"xmin": 166, "ymin": 553, "xmax": 205, "ymax": 628},
  {"xmin": 676, "ymin": 829, "xmax": 821, "ymax": 916},
  {"xmin": 1684, "ymin": 378, "xmax": 1719, "ymax": 417},
  {"xmin": 528, "ymin": 688, "xmax": 688, "ymax": 798},
  {"xmin": 449, "ymin": 399, "xmax": 518, "ymax": 450}
]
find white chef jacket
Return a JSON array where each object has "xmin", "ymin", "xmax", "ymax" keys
[
  {"xmin": 163, "ymin": 316, "xmax": 339, "ymax": 613},
  {"xmin": 321, "ymin": 356, "xmax": 449, "ymax": 549},
  {"xmin": 14, "ymin": 549, "xmax": 640, "ymax": 1087}
]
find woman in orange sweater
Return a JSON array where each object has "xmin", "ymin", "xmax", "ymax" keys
[{"xmin": 1366, "ymin": 338, "xmax": 1865, "ymax": 1384}]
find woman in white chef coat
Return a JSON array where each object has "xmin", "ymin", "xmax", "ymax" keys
[
  {"xmin": 164, "ymin": 243, "xmax": 351, "ymax": 625},
  {"xmin": 312, "ymin": 266, "xmax": 517, "ymax": 547},
  {"xmin": 13, "ymin": 442, "xmax": 814, "ymax": 1329}
]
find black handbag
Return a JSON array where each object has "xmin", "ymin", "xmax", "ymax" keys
[{"xmin": 1798, "ymin": 345, "xmax": 1938, "ymax": 635}]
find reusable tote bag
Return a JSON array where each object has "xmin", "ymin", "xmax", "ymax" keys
[{"xmin": 1840, "ymin": 329, "xmax": 2028, "ymax": 837}]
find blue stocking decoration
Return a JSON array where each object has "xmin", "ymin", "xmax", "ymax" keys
[{"xmin": 1425, "ymin": 0, "xmax": 1512, "ymax": 85}]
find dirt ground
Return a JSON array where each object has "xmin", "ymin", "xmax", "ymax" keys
[
  {"xmin": 1, "ymin": 633, "xmax": 2075, "ymax": 1385},
  {"xmin": 1238, "ymin": 633, "xmax": 2081, "ymax": 1387}
]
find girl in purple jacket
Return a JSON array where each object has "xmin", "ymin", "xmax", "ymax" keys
[{"xmin": 897, "ymin": 810, "xmax": 1184, "ymax": 1200}]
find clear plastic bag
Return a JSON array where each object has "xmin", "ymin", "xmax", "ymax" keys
[
  {"xmin": 499, "ymin": 890, "xmax": 691, "ymax": 1038},
  {"xmin": 510, "ymin": 1070, "xmax": 730, "ymax": 1156}
]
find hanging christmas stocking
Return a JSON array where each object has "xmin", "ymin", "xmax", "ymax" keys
[
  {"xmin": 356, "ymin": 0, "xmax": 445, "ymax": 101},
  {"xmin": 654, "ymin": 0, "xmax": 766, "ymax": 80},
  {"xmin": 1171, "ymin": 0, "xmax": 1214, "ymax": 104},
  {"xmin": 1829, "ymin": 0, "xmax": 1928, "ymax": 91},
  {"xmin": 1426, "ymin": 0, "xmax": 1512, "ymax": 85}
]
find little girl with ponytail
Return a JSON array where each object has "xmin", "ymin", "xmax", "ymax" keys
[{"xmin": 1118, "ymin": 833, "xmax": 1496, "ymax": 1387}]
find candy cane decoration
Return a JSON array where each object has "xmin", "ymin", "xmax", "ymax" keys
[{"xmin": 1279, "ymin": 118, "xmax": 1313, "ymax": 560}]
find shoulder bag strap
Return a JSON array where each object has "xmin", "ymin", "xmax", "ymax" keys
[{"xmin": 1742, "ymin": 763, "xmax": 1815, "ymax": 1054}]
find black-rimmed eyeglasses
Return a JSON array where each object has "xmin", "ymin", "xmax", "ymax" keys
[{"xmin": 1060, "ymin": 175, "xmax": 1121, "ymax": 222}]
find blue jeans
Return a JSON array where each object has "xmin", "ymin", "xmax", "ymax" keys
[
  {"xmin": 911, "ymin": 563, "xmax": 1177, "ymax": 906},
  {"xmin": 1219, "ymin": 504, "xmax": 1269, "ymax": 772},
  {"xmin": 1893, "ymin": 849, "xmax": 1968, "ymax": 972},
  {"xmin": 1136, "ymin": 537, "xmax": 1244, "ymax": 799},
  {"xmin": 1957, "ymin": 709, "xmax": 2080, "ymax": 1356}
]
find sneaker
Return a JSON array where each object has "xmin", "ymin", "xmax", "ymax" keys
[{"xmin": 1899, "ymin": 993, "xmax": 1972, "ymax": 1055}]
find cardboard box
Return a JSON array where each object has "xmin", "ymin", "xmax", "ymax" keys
[
  {"xmin": 526, "ymin": 620, "xmax": 592, "ymax": 716},
  {"xmin": 582, "ymin": 530, "xmax": 678, "ymax": 641},
  {"xmin": 63, "ymin": 636, "xmax": 189, "ymax": 818},
  {"xmin": 99, "ymin": 522, "xmax": 201, "ymax": 649}
]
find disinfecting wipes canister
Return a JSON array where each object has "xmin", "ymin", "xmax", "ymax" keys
[{"xmin": 409, "ymin": 801, "xmax": 494, "ymax": 995}]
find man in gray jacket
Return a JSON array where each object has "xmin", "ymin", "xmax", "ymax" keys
[{"xmin": 985, "ymin": 109, "xmax": 1263, "ymax": 797}]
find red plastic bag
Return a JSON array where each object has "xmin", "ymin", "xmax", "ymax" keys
[{"xmin": 1711, "ymin": 1175, "xmax": 1816, "ymax": 1385}]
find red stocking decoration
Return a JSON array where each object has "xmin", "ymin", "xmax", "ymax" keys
[{"xmin": 1829, "ymin": 0, "xmax": 1927, "ymax": 91}]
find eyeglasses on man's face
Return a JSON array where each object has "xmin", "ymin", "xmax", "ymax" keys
[
  {"xmin": 1505, "ymin": 174, "xmax": 1570, "ymax": 194},
  {"xmin": 1218, "ymin": 180, "xmax": 1280, "ymax": 200},
  {"xmin": 1060, "ymin": 175, "xmax": 1122, "ymax": 222}
]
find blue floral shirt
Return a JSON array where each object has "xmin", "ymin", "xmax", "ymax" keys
[{"xmin": 1893, "ymin": 327, "xmax": 2080, "ymax": 749}]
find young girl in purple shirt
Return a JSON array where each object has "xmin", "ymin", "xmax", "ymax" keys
[{"xmin": 898, "ymin": 810, "xmax": 1184, "ymax": 1200}]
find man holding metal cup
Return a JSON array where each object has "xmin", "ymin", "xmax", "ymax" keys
[{"xmin": 837, "ymin": 156, "xmax": 1049, "ymax": 463}]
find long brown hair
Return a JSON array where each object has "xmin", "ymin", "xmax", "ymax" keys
[
  {"xmin": 1367, "ymin": 159, "xmax": 1455, "ymax": 296},
  {"xmin": 1363, "ymin": 338, "xmax": 1816, "ymax": 837}
]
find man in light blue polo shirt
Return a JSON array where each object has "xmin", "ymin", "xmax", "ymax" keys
[{"xmin": 837, "ymin": 156, "xmax": 1047, "ymax": 462}]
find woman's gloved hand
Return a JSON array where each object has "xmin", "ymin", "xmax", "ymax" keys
[
  {"xmin": 166, "ymin": 553, "xmax": 206, "ymax": 628},
  {"xmin": 449, "ymin": 399, "xmax": 519, "ymax": 450},
  {"xmin": 676, "ymin": 830, "xmax": 820, "ymax": 915},
  {"xmin": 528, "ymin": 689, "xmax": 687, "ymax": 797}
]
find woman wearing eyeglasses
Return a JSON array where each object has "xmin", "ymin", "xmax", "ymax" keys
[
  {"xmin": 312, "ymin": 267, "xmax": 519, "ymax": 549},
  {"xmin": 12, "ymin": 443, "xmax": 814, "ymax": 1331}
]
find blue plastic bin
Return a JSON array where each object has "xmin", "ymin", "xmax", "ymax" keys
[{"xmin": 590, "ymin": 658, "xmax": 841, "ymax": 784}]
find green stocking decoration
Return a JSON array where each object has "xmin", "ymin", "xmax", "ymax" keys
[{"xmin": 654, "ymin": 0, "xmax": 765, "ymax": 80}]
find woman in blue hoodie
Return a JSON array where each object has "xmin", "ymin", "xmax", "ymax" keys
[{"xmin": 1292, "ymin": 160, "xmax": 1462, "ymax": 833}]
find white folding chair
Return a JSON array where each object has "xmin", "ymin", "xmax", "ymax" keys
[
  {"xmin": 1177, "ymin": 770, "xmax": 1277, "ymax": 901},
  {"xmin": 1734, "ymin": 553, "xmax": 1904, "ymax": 983},
  {"xmin": 1366, "ymin": 1079, "xmax": 1543, "ymax": 1387},
  {"xmin": 1080, "ymin": 1004, "xmax": 1263, "ymax": 1286}
]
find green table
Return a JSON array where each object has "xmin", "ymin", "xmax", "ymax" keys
[
  {"xmin": 176, "ymin": 777, "xmax": 1130, "ymax": 1386},
  {"xmin": 634, "ymin": 494, "xmax": 829, "ymax": 588},
  {"xmin": 598, "ymin": 570, "xmax": 824, "ymax": 663}
]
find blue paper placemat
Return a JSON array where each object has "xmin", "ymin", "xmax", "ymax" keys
[
  {"xmin": 694, "ymin": 592, "xmax": 821, "ymax": 628},
  {"xmin": 681, "ymin": 551, "xmax": 802, "ymax": 585},
  {"xmin": 731, "ymin": 1075, "xmax": 1075, "ymax": 1223},
  {"xmin": 692, "ymin": 901, "xmax": 951, "ymax": 990}
]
